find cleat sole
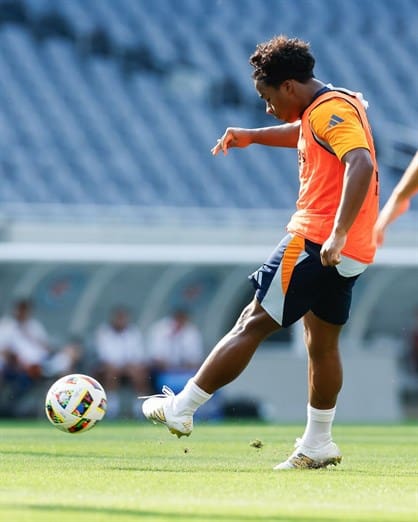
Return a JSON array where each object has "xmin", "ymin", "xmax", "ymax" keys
[
  {"xmin": 311, "ymin": 455, "xmax": 342, "ymax": 469},
  {"xmin": 169, "ymin": 427, "xmax": 191, "ymax": 438},
  {"xmin": 274, "ymin": 452, "xmax": 342, "ymax": 470}
]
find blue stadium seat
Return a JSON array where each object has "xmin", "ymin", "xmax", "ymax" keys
[{"xmin": 0, "ymin": 0, "xmax": 416, "ymax": 216}]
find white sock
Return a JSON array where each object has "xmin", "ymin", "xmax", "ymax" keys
[
  {"xmin": 172, "ymin": 379, "xmax": 212, "ymax": 415},
  {"xmin": 300, "ymin": 403, "xmax": 336, "ymax": 448}
]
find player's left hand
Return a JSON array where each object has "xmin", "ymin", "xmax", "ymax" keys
[
  {"xmin": 320, "ymin": 232, "xmax": 347, "ymax": 266},
  {"xmin": 211, "ymin": 127, "xmax": 252, "ymax": 156}
]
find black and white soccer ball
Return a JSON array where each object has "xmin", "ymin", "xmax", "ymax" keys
[{"xmin": 45, "ymin": 374, "xmax": 107, "ymax": 433}]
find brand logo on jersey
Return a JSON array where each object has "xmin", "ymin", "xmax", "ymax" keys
[{"xmin": 328, "ymin": 114, "xmax": 344, "ymax": 128}]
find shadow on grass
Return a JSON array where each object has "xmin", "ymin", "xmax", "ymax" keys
[
  {"xmin": 4, "ymin": 449, "xmax": 67, "ymax": 456},
  {"xmin": 1, "ymin": 504, "xmax": 363, "ymax": 522},
  {"xmin": 5, "ymin": 451, "xmax": 416, "ymax": 478},
  {"xmin": 1, "ymin": 450, "xmax": 268, "ymax": 474}
]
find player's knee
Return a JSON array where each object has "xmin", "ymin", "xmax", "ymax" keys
[
  {"xmin": 306, "ymin": 337, "xmax": 340, "ymax": 359},
  {"xmin": 237, "ymin": 302, "xmax": 279, "ymax": 338}
]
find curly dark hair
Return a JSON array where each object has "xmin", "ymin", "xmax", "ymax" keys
[{"xmin": 249, "ymin": 35, "xmax": 315, "ymax": 86}]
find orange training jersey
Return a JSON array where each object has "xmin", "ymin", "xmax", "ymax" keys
[{"xmin": 287, "ymin": 87, "xmax": 379, "ymax": 264}]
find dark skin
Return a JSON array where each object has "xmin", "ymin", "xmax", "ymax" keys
[{"xmin": 204, "ymin": 77, "xmax": 374, "ymax": 409}]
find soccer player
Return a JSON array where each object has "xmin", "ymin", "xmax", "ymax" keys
[
  {"xmin": 141, "ymin": 35, "xmax": 379, "ymax": 469},
  {"xmin": 374, "ymin": 151, "xmax": 418, "ymax": 246}
]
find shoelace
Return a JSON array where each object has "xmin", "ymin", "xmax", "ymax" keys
[
  {"xmin": 294, "ymin": 438, "xmax": 302, "ymax": 448},
  {"xmin": 137, "ymin": 385, "xmax": 175, "ymax": 400}
]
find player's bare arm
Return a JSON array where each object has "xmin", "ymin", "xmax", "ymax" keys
[
  {"xmin": 211, "ymin": 122, "xmax": 300, "ymax": 156},
  {"xmin": 387, "ymin": 151, "xmax": 418, "ymax": 203},
  {"xmin": 321, "ymin": 148, "xmax": 374, "ymax": 266},
  {"xmin": 375, "ymin": 151, "xmax": 418, "ymax": 245}
]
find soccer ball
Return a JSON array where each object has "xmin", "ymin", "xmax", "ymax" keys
[{"xmin": 45, "ymin": 373, "xmax": 107, "ymax": 433}]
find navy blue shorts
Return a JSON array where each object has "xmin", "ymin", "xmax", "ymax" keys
[{"xmin": 249, "ymin": 234, "xmax": 362, "ymax": 327}]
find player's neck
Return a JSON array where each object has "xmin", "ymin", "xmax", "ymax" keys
[
  {"xmin": 298, "ymin": 79, "xmax": 327, "ymax": 116},
  {"xmin": 306, "ymin": 78, "xmax": 326, "ymax": 99}
]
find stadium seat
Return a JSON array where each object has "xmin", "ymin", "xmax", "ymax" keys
[{"xmin": 0, "ymin": 0, "xmax": 416, "ymax": 215}]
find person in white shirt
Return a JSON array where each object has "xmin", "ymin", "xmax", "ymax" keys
[
  {"xmin": 147, "ymin": 308, "xmax": 204, "ymax": 392},
  {"xmin": 0, "ymin": 298, "xmax": 50, "ymax": 404},
  {"xmin": 94, "ymin": 306, "xmax": 150, "ymax": 417},
  {"xmin": 0, "ymin": 298, "xmax": 49, "ymax": 374}
]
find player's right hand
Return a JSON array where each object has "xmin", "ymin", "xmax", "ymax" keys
[
  {"xmin": 320, "ymin": 231, "xmax": 346, "ymax": 267},
  {"xmin": 211, "ymin": 127, "xmax": 252, "ymax": 156}
]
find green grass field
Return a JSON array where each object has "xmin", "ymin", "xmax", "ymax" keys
[{"xmin": 0, "ymin": 420, "xmax": 417, "ymax": 522}]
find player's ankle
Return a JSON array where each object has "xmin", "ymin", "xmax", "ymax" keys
[
  {"xmin": 300, "ymin": 434, "xmax": 332, "ymax": 449},
  {"xmin": 172, "ymin": 379, "xmax": 212, "ymax": 415}
]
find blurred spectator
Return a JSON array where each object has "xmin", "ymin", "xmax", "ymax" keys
[
  {"xmin": 398, "ymin": 307, "xmax": 418, "ymax": 413},
  {"xmin": 0, "ymin": 298, "xmax": 50, "ymax": 412},
  {"xmin": 43, "ymin": 335, "xmax": 84, "ymax": 378},
  {"xmin": 147, "ymin": 308, "xmax": 204, "ymax": 393},
  {"xmin": 94, "ymin": 306, "xmax": 150, "ymax": 418}
]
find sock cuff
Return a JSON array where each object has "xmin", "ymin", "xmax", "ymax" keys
[
  {"xmin": 307, "ymin": 403, "xmax": 336, "ymax": 422},
  {"xmin": 187, "ymin": 379, "xmax": 213, "ymax": 400}
]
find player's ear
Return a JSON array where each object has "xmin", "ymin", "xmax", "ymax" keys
[{"xmin": 282, "ymin": 79, "xmax": 294, "ymax": 94}]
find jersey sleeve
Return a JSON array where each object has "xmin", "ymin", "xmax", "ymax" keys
[{"xmin": 309, "ymin": 98, "xmax": 370, "ymax": 160}]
